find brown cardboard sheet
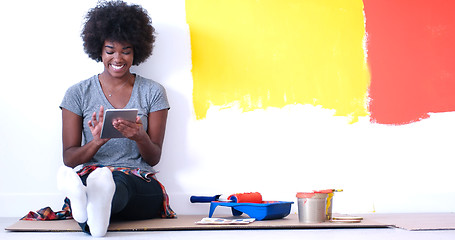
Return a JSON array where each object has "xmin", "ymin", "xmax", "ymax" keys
[
  {"xmin": 360, "ymin": 213, "xmax": 455, "ymax": 231},
  {"xmin": 5, "ymin": 214, "xmax": 390, "ymax": 232}
]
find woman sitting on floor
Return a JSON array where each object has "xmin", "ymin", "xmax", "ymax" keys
[{"xmin": 58, "ymin": 0, "xmax": 175, "ymax": 237}]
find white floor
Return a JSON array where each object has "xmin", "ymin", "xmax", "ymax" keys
[{"xmin": 2, "ymin": 217, "xmax": 455, "ymax": 240}]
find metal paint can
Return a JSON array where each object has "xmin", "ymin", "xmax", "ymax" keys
[
  {"xmin": 296, "ymin": 192, "xmax": 328, "ymax": 223},
  {"xmin": 317, "ymin": 189, "xmax": 334, "ymax": 220}
]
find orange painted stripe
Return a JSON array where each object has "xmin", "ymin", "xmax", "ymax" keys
[{"xmin": 365, "ymin": 0, "xmax": 455, "ymax": 125}]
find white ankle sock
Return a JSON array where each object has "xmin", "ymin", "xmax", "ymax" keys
[
  {"xmin": 86, "ymin": 167, "xmax": 115, "ymax": 237},
  {"xmin": 57, "ymin": 166, "xmax": 88, "ymax": 223}
]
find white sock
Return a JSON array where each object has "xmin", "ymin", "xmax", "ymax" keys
[
  {"xmin": 86, "ymin": 167, "xmax": 115, "ymax": 237},
  {"xmin": 57, "ymin": 166, "xmax": 88, "ymax": 223}
]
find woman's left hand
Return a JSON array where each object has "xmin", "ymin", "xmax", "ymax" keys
[{"xmin": 112, "ymin": 116, "xmax": 146, "ymax": 141}]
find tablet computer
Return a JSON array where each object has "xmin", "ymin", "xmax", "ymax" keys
[{"xmin": 100, "ymin": 108, "xmax": 138, "ymax": 139}]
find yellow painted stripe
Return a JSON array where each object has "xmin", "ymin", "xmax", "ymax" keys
[{"xmin": 186, "ymin": 0, "xmax": 370, "ymax": 123}]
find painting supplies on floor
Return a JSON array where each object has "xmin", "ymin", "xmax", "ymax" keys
[
  {"xmin": 190, "ymin": 192, "xmax": 293, "ymax": 221},
  {"xmin": 191, "ymin": 190, "xmax": 361, "ymax": 224},
  {"xmin": 296, "ymin": 189, "xmax": 362, "ymax": 224}
]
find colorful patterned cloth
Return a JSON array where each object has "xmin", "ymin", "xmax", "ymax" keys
[
  {"xmin": 21, "ymin": 165, "xmax": 176, "ymax": 221},
  {"xmin": 21, "ymin": 198, "xmax": 72, "ymax": 221}
]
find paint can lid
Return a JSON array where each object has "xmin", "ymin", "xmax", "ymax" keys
[
  {"xmin": 315, "ymin": 189, "xmax": 334, "ymax": 193},
  {"xmin": 296, "ymin": 192, "xmax": 328, "ymax": 199},
  {"xmin": 296, "ymin": 192, "xmax": 315, "ymax": 198}
]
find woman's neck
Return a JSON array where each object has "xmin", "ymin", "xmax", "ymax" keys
[{"xmin": 99, "ymin": 72, "xmax": 134, "ymax": 87}]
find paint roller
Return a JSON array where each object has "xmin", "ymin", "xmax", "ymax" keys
[
  {"xmin": 228, "ymin": 192, "xmax": 262, "ymax": 203},
  {"xmin": 190, "ymin": 192, "xmax": 263, "ymax": 203}
]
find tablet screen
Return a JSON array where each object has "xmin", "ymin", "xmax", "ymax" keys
[{"xmin": 100, "ymin": 109, "xmax": 138, "ymax": 139}]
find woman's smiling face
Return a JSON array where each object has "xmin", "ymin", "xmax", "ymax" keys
[{"xmin": 101, "ymin": 40, "xmax": 134, "ymax": 78}]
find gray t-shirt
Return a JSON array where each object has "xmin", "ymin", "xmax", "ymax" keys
[{"xmin": 60, "ymin": 74, "xmax": 170, "ymax": 173}]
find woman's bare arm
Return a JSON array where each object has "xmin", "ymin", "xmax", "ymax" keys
[{"xmin": 62, "ymin": 107, "xmax": 109, "ymax": 168}]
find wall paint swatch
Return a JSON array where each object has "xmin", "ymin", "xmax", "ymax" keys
[
  {"xmin": 186, "ymin": 0, "xmax": 370, "ymax": 123},
  {"xmin": 365, "ymin": 0, "xmax": 455, "ymax": 125}
]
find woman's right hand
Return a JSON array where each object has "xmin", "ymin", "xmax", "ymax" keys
[{"xmin": 88, "ymin": 106, "xmax": 110, "ymax": 145}]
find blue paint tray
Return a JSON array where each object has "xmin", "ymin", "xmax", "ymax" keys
[{"xmin": 208, "ymin": 201, "xmax": 293, "ymax": 220}]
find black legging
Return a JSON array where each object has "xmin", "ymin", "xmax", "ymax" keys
[{"xmin": 78, "ymin": 171, "xmax": 164, "ymax": 233}]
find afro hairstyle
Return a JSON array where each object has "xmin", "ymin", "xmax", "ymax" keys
[{"xmin": 81, "ymin": 0, "xmax": 155, "ymax": 65}]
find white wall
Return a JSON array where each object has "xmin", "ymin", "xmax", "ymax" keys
[{"xmin": 1, "ymin": 0, "xmax": 454, "ymax": 218}]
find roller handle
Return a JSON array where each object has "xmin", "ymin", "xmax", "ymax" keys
[{"xmin": 190, "ymin": 195, "xmax": 221, "ymax": 203}]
